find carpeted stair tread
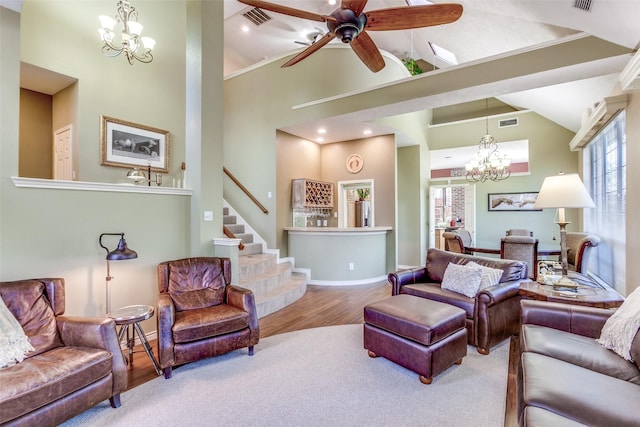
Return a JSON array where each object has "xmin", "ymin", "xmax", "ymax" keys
[
  {"xmin": 224, "ymin": 224, "xmax": 244, "ymax": 234},
  {"xmin": 239, "ymin": 262, "xmax": 293, "ymax": 295},
  {"xmin": 235, "ymin": 233, "xmax": 254, "ymax": 244},
  {"xmin": 223, "ymin": 206, "xmax": 307, "ymax": 317},
  {"xmin": 254, "ymin": 273, "xmax": 307, "ymax": 318},
  {"xmin": 239, "ymin": 243, "xmax": 262, "ymax": 256},
  {"xmin": 238, "ymin": 253, "xmax": 276, "ymax": 277}
]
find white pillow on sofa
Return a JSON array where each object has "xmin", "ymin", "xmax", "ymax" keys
[
  {"xmin": 467, "ymin": 261, "xmax": 503, "ymax": 291},
  {"xmin": 597, "ymin": 287, "xmax": 640, "ymax": 361},
  {"xmin": 441, "ymin": 263, "xmax": 483, "ymax": 298}
]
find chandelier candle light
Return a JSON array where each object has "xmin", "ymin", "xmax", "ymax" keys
[
  {"xmin": 465, "ymin": 99, "xmax": 511, "ymax": 183},
  {"xmin": 98, "ymin": 0, "xmax": 156, "ymax": 64}
]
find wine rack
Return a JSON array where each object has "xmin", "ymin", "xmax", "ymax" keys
[{"xmin": 292, "ymin": 179, "xmax": 334, "ymax": 208}]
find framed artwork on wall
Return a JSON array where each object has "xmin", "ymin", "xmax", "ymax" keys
[
  {"xmin": 488, "ymin": 192, "xmax": 541, "ymax": 211},
  {"xmin": 100, "ymin": 115, "xmax": 170, "ymax": 172}
]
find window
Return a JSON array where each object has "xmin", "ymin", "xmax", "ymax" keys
[{"xmin": 584, "ymin": 111, "xmax": 626, "ymax": 292}]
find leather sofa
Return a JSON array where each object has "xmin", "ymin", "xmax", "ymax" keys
[
  {"xmin": 0, "ymin": 278, "xmax": 127, "ymax": 426},
  {"xmin": 518, "ymin": 300, "xmax": 640, "ymax": 426},
  {"xmin": 389, "ymin": 248, "xmax": 528, "ymax": 354}
]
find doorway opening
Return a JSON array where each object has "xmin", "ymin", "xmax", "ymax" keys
[
  {"xmin": 337, "ymin": 179, "xmax": 374, "ymax": 228},
  {"xmin": 429, "ymin": 183, "xmax": 475, "ymax": 250}
]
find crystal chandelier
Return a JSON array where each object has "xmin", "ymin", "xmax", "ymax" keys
[
  {"xmin": 98, "ymin": 1, "xmax": 156, "ymax": 65},
  {"xmin": 465, "ymin": 100, "xmax": 511, "ymax": 183}
]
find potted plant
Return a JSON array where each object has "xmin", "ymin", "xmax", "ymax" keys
[
  {"xmin": 357, "ymin": 188, "xmax": 370, "ymax": 200},
  {"xmin": 402, "ymin": 58, "xmax": 423, "ymax": 76}
]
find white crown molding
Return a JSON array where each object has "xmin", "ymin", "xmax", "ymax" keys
[
  {"xmin": 569, "ymin": 94, "xmax": 628, "ymax": 151},
  {"xmin": 619, "ymin": 49, "xmax": 640, "ymax": 91}
]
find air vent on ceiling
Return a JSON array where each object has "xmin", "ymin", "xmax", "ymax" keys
[
  {"xmin": 499, "ymin": 118, "xmax": 519, "ymax": 128},
  {"xmin": 573, "ymin": 0, "xmax": 592, "ymax": 12},
  {"xmin": 243, "ymin": 7, "xmax": 271, "ymax": 26}
]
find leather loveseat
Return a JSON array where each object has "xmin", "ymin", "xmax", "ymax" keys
[
  {"xmin": 0, "ymin": 278, "xmax": 127, "ymax": 426},
  {"xmin": 518, "ymin": 300, "xmax": 640, "ymax": 426},
  {"xmin": 389, "ymin": 248, "xmax": 528, "ymax": 354}
]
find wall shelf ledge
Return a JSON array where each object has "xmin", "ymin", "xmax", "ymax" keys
[{"xmin": 11, "ymin": 177, "xmax": 192, "ymax": 195}]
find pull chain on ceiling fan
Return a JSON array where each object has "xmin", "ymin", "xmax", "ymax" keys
[{"xmin": 238, "ymin": 0, "xmax": 463, "ymax": 72}]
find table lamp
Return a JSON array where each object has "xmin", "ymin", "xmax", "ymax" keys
[
  {"xmin": 534, "ymin": 173, "xmax": 595, "ymax": 286},
  {"xmin": 99, "ymin": 232, "xmax": 137, "ymax": 314}
]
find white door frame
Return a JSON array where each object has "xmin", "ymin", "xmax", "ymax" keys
[{"xmin": 337, "ymin": 179, "xmax": 375, "ymax": 228}]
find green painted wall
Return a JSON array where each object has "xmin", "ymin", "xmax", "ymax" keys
[
  {"xmin": 223, "ymin": 47, "xmax": 410, "ymax": 252},
  {"xmin": 397, "ymin": 145, "xmax": 423, "ymax": 266},
  {"xmin": 428, "ymin": 111, "xmax": 578, "ymax": 250},
  {"xmin": 0, "ymin": 1, "xmax": 224, "ymax": 334}
]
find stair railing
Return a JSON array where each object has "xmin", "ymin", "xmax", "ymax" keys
[
  {"xmin": 223, "ymin": 167, "xmax": 269, "ymax": 215},
  {"xmin": 223, "ymin": 226, "xmax": 245, "ymax": 250}
]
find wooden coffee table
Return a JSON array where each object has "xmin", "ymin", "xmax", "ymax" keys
[{"xmin": 519, "ymin": 272, "xmax": 624, "ymax": 309}]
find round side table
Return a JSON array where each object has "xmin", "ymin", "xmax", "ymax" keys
[{"xmin": 108, "ymin": 304, "xmax": 162, "ymax": 376}]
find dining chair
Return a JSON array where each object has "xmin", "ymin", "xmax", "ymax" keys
[
  {"xmin": 501, "ymin": 236, "xmax": 539, "ymax": 280},
  {"xmin": 505, "ymin": 229, "xmax": 533, "ymax": 237}
]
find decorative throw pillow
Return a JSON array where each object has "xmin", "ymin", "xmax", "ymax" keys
[
  {"xmin": 441, "ymin": 263, "xmax": 483, "ymax": 298},
  {"xmin": 467, "ymin": 261, "xmax": 504, "ymax": 291},
  {"xmin": 597, "ymin": 287, "xmax": 640, "ymax": 361},
  {"xmin": 0, "ymin": 295, "xmax": 34, "ymax": 368}
]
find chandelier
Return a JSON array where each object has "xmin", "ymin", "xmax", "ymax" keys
[
  {"xmin": 465, "ymin": 100, "xmax": 511, "ymax": 183},
  {"xmin": 98, "ymin": 1, "xmax": 156, "ymax": 65}
]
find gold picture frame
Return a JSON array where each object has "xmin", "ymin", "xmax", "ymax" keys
[{"xmin": 100, "ymin": 115, "xmax": 170, "ymax": 172}]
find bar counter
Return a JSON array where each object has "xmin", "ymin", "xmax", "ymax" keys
[{"xmin": 284, "ymin": 226, "xmax": 392, "ymax": 285}]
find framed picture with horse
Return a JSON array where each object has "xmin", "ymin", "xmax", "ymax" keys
[{"xmin": 100, "ymin": 115, "xmax": 170, "ymax": 173}]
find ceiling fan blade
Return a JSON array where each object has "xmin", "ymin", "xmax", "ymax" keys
[
  {"xmin": 350, "ymin": 31, "xmax": 385, "ymax": 73},
  {"xmin": 238, "ymin": 0, "xmax": 335, "ymax": 23},
  {"xmin": 364, "ymin": 4, "xmax": 463, "ymax": 31},
  {"xmin": 282, "ymin": 32, "xmax": 336, "ymax": 68},
  {"xmin": 342, "ymin": 0, "xmax": 369, "ymax": 16}
]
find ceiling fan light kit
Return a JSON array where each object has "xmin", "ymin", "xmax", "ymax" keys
[{"xmin": 238, "ymin": 0, "xmax": 462, "ymax": 72}]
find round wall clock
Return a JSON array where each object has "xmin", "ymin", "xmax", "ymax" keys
[{"xmin": 346, "ymin": 154, "xmax": 363, "ymax": 173}]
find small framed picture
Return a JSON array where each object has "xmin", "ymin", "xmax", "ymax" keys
[
  {"xmin": 100, "ymin": 116, "xmax": 169, "ymax": 172},
  {"xmin": 488, "ymin": 192, "xmax": 541, "ymax": 211}
]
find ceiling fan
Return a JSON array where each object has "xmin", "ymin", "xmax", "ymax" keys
[{"xmin": 238, "ymin": 0, "xmax": 463, "ymax": 72}]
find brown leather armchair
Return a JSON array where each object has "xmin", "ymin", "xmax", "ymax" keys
[
  {"xmin": 565, "ymin": 232, "xmax": 601, "ymax": 273},
  {"xmin": 0, "ymin": 278, "xmax": 127, "ymax": 426},
  {"xmin": 157, "ymin": 257, "xmax": 259, "ymax": 379}
]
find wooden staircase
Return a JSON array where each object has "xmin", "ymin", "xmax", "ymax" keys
[{"xmin": 223, "ymin": 207, "xmax": 307, "ymax": 318}]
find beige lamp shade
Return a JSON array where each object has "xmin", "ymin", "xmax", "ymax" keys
[{"xmin": 534, "ymin": 173, "xmax": 595, "ymax": 209}]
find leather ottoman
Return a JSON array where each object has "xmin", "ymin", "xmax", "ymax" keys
[{"xmin": 364, "ymin": 294, "xmax": 467, "ymax": 384}]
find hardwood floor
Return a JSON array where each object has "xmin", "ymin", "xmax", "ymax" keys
[{"xmin": 122, "ymin": 281, "xmax": 518, "ymax": 426}]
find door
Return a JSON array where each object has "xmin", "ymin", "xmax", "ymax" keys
[
  {"xmin": 53, "ymin": 125, "xmax": 73, "ymax": 180},
  {"xmin": 429, "ymin": 183, "xmax": 475, "ymax": 248}
]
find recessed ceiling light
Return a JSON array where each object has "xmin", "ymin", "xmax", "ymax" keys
[
  {"xmin": 242, "ymin": 25, "xmax": 250, "ymax": 33},
  {"xmin": 328, "ymin": 0, "xmax": 336, "ymax": 5},
  {"xmin": 317, "ymin": 128, "xmax": 326, "ymax": 134},
  {"xmin": 363, "ymin": 129, "xmax": 372, "ymax": 135},
  {"xmin": 317, "ymin": 137, "xmax": 324, "ymax": 142}
]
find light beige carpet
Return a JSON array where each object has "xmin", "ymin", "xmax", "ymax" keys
[{"xmin": 62, "ymin": 324, "xmax": 509, "ymax": 426}]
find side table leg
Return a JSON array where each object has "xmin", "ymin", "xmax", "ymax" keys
[
  {"xmin": 126, "ymin": 324, "xmax": 135, "ymax": 365},
  {"xmin": 133, "ymin": 322, "xmax": 162, "ymax": 376}
]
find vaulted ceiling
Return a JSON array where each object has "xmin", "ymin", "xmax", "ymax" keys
[{"xmin": 223, "ymin": 0, "xmax": 640, "ymax": 145}]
